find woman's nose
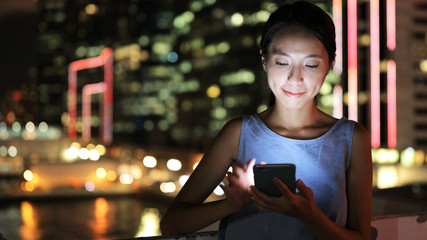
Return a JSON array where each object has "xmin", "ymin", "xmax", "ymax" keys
[{"xmin": 287, "ymin": 66, "xmax": 303, "ymax": 84}]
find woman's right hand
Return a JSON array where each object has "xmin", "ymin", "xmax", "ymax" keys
[{"xmin": 221, "ymin": 158, "xmax": 256, "ymax": 212}]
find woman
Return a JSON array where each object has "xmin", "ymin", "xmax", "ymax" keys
[{"xmin": 160, "ymin": 1, "xmax": 372, "ymax": 239}]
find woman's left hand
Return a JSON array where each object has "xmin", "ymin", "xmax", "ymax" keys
[
  {"xmin": 250, "ymin": 179, "xmax": 316, "ymax": 220},
  {"xmin": 221, "ymin": 158, "xmax": 256, "ymax": 212}
]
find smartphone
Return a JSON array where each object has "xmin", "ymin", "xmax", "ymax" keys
[{"xmin": 253, "ymin": 164, "xmax": 296, "ymax": 197}]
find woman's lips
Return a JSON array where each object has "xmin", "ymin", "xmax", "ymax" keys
[{"xmin": 283, "ymin": 89, "xmax": 305, "ymax": 98}]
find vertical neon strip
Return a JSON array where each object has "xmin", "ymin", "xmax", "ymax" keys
[
  {"xmin": 333, "ymin": 0, "xmax": 343, "ymax": 75},
  {"xmin": 370, "ymin": 0, "xmax": 381, "ymax": 148},
  {"xmin": 347, "ymin": 0, "xmax": 358, "ymax": 121},
  {"xmin": 103, "ymin": 48, "xmax": 114, "ymax": 145},
  {"xmin": 387, "ymin": 60, "xmax": 397, "ymax": 148},
  {"xmin": 386, "ymin": 0, "xmax": 396, "ymax": 51}
]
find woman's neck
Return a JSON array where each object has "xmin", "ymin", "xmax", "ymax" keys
[
  {"xmin": 266, "ymin": 103, "xmax": 323, "ymax": 130},
  {"xmin": 258, "ymin": 103, "xmax": 336, "ymax": 140}
]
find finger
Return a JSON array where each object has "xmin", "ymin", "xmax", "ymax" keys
[
  {"xmin": 250, "ymin": 186, "xmax": 281, "ymax": 212},
  {"xmin": 244, "ymin": 158, "xmax": 256, "ymax": 171},
  {"xmin": 295, "ymin": 179, "xmax": 313, "ymax": 199},
  {"xmin": 273, "ymin": 178, "xmax": 294, "ymax": 198},
  {"xmin": 250, "ymin": 185, "xmax": 273, "ymax": 202},
  {"xmin": 260, "ymin": 162, "xmax": 266, "ymax": 165}
]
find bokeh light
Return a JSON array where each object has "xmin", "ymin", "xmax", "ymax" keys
[
  {"xmin": 160, "ymin": 182, "xmax": 176, "ymax": 193},
  {"xmin": 96, "ymin": 168, "xmax": 107, "ymax": 179},
  {"xmin": 106, "ymin": 170, "xmax": 117, "ymax": 181},
  {"xmin": 88, "ymin": 149, "xmax": 100, "ymax": 161},
  {"xmin": 167, "ymin": 159, "xmax": 182, "ymax": 171},
  {"xmin": 119, "ymin": 173, "xmax": 133, "ymax": 184},
  {"xmin": 23, "ymin": 170, "xmax": 33, "ymax": 181},
  {"xmin": 79, "ymin": 148, "xmax": 89, "ymax": 160},
  {"xmin": 143, "ymin": 156, "xmax": 157, "ymax": 168},
  {"xmin": 85, "ymin": 181, "xmax": 95, "ymax": 192},
  {"xmin": 8, "ymin": 146, "xmax": 17, "ymax": 157},
  {"xmin": 178, "ymin": 175, "xmax": 189, "ymax": 186}
]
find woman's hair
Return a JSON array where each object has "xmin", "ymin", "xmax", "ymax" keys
[
  {"xmin": 260, "ymin": 1, "xmax": 336, "ymax": 64},
  {"xmin": 260, "ymin": 1, "xmax": 336, "ymax": 107}
]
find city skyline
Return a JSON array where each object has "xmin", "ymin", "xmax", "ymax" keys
[{"xmin": 0, "ymin": 0, "xmax": 426, "ymax": 153}]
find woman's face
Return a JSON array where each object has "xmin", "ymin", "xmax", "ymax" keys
[{"xmin": 262, "ymin": 25, "xmax": 331, "ymax": 110}]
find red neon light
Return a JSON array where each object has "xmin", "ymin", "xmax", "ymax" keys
[
  {"xmin": 370, "ymin": 0, "xmax": 381, "ymax": 149},
  {"xmin": 82, "ymin": 82, "xmax": 106, "ymax": 142},
  {"xmin": 68, "ymin": 48, "xmax": 113, "ymax": 145},
  {"xmin": 387, "ymin": 60, "xmax": 397, "ymax": 149},
  {"xmin": 347, "ymin": 0, "xmax": 358, "ymax": 121},
  {"xmin": 386, "ymin": 0, "xmax": 396, "ymax": 51}
]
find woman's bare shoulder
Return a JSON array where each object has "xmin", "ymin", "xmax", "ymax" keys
[
  {"xmin": 223, "ymin": 117, "xmax": 243, "ymax": 133},
  {"xmin": 349, "ymin": 121, "xmax": 372, "ymax": 167},
  {"xmin": 352, "ymin": 121, "xmax": 370, "ymax": 144}
]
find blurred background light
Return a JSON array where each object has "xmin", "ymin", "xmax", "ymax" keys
[
  {"xmin": 230, "ymin": 12, "xmax": 244, "ymax": 27},
  {"xmin": 78, "ymin": 148, "xmax": 89, "ymax": 160},
  {"xmin": 166, "ymin": 159, "xmax": 182, "ymax": 171},
  {"xmin": 160, "ymin": 182, "xmax": 176, "ymax": 193},
  {"xmin": 213, "ymin": 185, "xmax": 224, "ymax": 196},
  {"xmin": 96, "ymin": 168, "xmax": 107, "ymax": 179},
  {"xmin": 143, "ymin": 156, "xmax": 157, "ymax": 168},
  {"xmin": 106, "ymin": 170, "xmax": 117, "ymax": 181},
  {"xmin": 23, "ymin": 170, "xmax": 34, "ymax": 181},
  {"xmin": 130, "ymin": 165, "xmax": 142, "ymax": 179},
  {"xmin": 192, "ymin": 162, "xmax": 199, "ymax": 170},
  {"xmin": 85, "ymin": 181, "xmax": 95, "ymax": 192},
  {"xmin": 119, "ymin": 173, "xmax": 133, "ymax": 184},
  {"xmin": 178, "ymin": 175, "xmax": 189, "ymax": 186},
  {"xmin": 67, "ymin": 146, "xmax": 79, "ymax": 159},
  {"xmin": 8, "ymin": 146, "xmax": 17, "ymax": 157},
  {"xmin": 88, "ymin": 149, "xmax": 100, "ymax": 161},
  {"xmin": 377, "ymin": 166, "xmax": 398, "ymax": 189},
  {"xmin": 12, "ymin": 122, "xmax": 21, "ymax": 132},
  {"xmin": 401, "ymin": 147, "xmax": 415, "ymax": 167},
  {"xmin": 85, "ymin": 4, "xmax": 98, "ymax": 15},
  {"xmin": 38, "ymin": 121, "xmax": 48, "ymax": 132},
  {"xmin": 95, "ymin": 144, "xmax": 106, "ymax": 155},
  {"xmin": 206, "ymin": 84, "xmax": 221, "ymax": 98}
]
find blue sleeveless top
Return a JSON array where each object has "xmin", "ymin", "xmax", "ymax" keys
[{"xmin": 219, "ymin": 114, "xmax": 355, "ymax": 240}]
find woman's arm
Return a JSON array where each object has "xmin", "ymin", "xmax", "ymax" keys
[
  {"xmin": 343, "ymin": 122, "xmax": 373, "ymax": 239},
  {"xmin": 250, "ymin": 122, "xmax": 372, "ymax": 240},
  {"xmin": 160, "ymin": 118, "xmax": 246, "ymax": 236}
]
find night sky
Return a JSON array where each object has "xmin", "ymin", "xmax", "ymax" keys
[{"xmin": 0, "ymin": 0, "xmax": 37, "ymax": 93}]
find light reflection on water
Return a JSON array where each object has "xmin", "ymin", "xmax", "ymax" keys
[
  {"xmin": 20, "ymin": 201, "xmax": 41, "ymax": 240},
  {"xmin": 0, "ymin": 196, "xmax": 166, "ymax": 240}
]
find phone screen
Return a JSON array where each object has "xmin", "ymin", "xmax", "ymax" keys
[{"xmin": 253, "ymin": 164, "xmax": 296, "ymax": 197}]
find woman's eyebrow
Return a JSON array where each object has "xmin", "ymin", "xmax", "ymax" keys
[
  {"xmin": 271, "ymin": 50, "xmax": 322, "ymax": 59},
  {"xmin": 272, "ymin": 49, "xmax": 322, "ymax": 58},
  {"xmin": 271, "ymin": 50, "xmax": 289, "ymax": 56}
]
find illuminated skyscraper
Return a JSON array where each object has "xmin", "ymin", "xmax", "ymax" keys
[{"xmin": 395, "ymin": 0, "xmax": 427, "ymax": 151}]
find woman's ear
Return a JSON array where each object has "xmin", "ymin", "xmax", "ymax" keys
[{"xmin": 260, "ymin": 50, "xmax": 267, "ymax": 72}]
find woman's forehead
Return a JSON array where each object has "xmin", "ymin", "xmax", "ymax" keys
[{"xmin": 269, "ymin": 27, "xmax": 327, "ymax": 57}]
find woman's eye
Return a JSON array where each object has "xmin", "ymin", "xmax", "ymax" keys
[
  {"xmin": 306, "ymin": 64, "xmax": 319, "ymax": 68},
  {"xmin": 275, "ymin": 61, "xmax": 288, "ymax": 66}
]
